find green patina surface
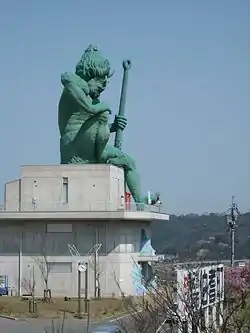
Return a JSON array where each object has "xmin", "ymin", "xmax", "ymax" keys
[{"xmin": 58, "ymin": 45, "xmax": 141, "ymax": 203}]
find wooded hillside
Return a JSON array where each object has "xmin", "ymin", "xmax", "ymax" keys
[{"xmin": 151, "ymin": 212, "xmax": 250, "ymax": 260}]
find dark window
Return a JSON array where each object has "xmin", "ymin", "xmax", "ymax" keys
[{"xmin": 62, "ymin": 177, "xmax": 68, "ymax": 203}]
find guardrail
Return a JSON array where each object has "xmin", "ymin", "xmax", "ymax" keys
[{"xmin": 0, "ymin": 201, "xmax": 165, "ymax": 213}]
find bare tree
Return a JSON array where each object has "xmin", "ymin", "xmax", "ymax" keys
[
  {"xmin": 88, "ymin": 244, "xmax": 103, "ymax": 299},
  {"xmin": 95, "ymin": 261, "xmax": 104, "ymax": 299},
  {"xmin": 21, "ymin": 265, "xmax": 36, "ymax": 296},
  {"xmin": 21, "ymin": 265, "xmax": 38, "ymax": 315},
  {"xmin": 112, "ymin": 262, "xmax": 250, "ymax": 333},
  {"xmin": 33, "ymin": 235, "xmax": 54, "ymax": 302}
]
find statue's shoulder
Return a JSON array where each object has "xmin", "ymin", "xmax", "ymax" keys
[{"xmin": 61, "ymin": 72, "xmax": 89, "ymax": 94}]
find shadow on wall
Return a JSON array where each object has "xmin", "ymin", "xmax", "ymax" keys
[{"xmin": 131, "ymin": 229, "xmax": 157, "ymax": 296}]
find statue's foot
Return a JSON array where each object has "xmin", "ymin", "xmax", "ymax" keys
[
  {"xmin": 68, "ymin": 156, "xmax": 90, "ymax": 164},
  {"xmin": 107, "ymin": 157, "xmax": 123, "ymax": 167}
]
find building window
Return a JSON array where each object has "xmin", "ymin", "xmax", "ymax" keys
[
  {"xmin": 62, "ymin": 177, "xmax": 68, "ymax": 203},
  {"xmin": 46, "ymin": 223, "xmax": 72, "ymax": 233},
  {"xmin": 48, "ymin": 262, "xmax": 72, "ymax": 273}
]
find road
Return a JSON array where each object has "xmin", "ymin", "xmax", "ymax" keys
[
  {"xmin": 0, "ymin": 312, "xmax": 175, "ymax": 333},
  {"xmin": 110, "ymin": 311, "xmax": 174, "ymax": 333},
  {"xmin": 0, "ymin": 313, "xmax": 142, "ymax": 333},
  {"xmin": 0, "ymin": 317, "xmax": 108, "ymax": 333}
]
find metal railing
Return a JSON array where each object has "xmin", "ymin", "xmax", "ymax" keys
[{"xmin": 0, "ymin": 200, "xmax": 165, "ymax": 214}]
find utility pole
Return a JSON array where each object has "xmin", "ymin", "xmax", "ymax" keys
[{"xmin": 227, "ymin": 196, "xmax": 239, "ymax": 267}]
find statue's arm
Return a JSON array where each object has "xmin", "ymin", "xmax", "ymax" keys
[{"xmin": 61, "ymin": 72, "xmax": 108, "ymax": 114}]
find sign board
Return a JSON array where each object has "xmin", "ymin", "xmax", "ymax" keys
[
  {"xmin": 0, "ymin": 275, "xmax": 8, "ymax": 296},
  {"xmin": 176, "ymin": 264, "xmax": 224, "ymax": 316},
  {"xmin": 78, "ymin": 264, "xmax": 87, "ymax": 272}
]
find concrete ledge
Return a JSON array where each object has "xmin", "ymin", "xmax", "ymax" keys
[
  {"xmin": 0, "ymin": 315, "xmax": 20, "ymax": 320},
  {"xmin": 137, "ymin": 255, "xmax": 159, "ymax": 262},
  {"xmin": 0, "ymin": 210, "xmax": 169, "ymax": 221}
]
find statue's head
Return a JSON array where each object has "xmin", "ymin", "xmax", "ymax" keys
[{"xmin": 76, "ymin": 45, "xmax": 114, "ymax": 99}]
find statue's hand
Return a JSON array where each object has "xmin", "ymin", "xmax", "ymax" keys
[
  {"xmin": 114, "ymin": 115, "xmax": 127, "ymax": 131},
  {"xmin": 95, "ymin": 102, "xmax": 112, "ymax": 114}
]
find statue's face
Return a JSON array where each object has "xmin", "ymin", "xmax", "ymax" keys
[{"xmin": 88, "ymin": 77, "xmax": 108, "ymax": 99}]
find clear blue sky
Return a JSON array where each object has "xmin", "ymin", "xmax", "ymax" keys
[{"xmin": 0, "ymin": 0, "xmax": 249, "ymax": 214}]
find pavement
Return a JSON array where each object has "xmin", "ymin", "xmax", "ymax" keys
[
  {"xmin": 0, "ymin": 317, "xmax": 104, "ymax": 333},
  {"xmin": 0, "ymin": 311, "xmax": 174, "ymax": 333},
  {"xmin": 0, "ymin": 313, "xmax": 136, "ymax": 333}
]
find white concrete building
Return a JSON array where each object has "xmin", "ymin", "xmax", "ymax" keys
[{"xmin": 0, "ymin": 164, "xmax": 169, "ymax": 297}]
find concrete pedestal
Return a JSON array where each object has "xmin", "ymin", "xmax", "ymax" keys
[{"xmin": 0, "ymin": 165, "xmax": 169, "ymax": 296}]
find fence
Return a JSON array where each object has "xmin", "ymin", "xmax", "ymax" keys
[{"xmin": 0, "ymin": 200, "xmax": 164, "ymax": 213}]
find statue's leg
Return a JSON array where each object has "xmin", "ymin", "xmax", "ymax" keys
[
  {"xmin": 60, "ymin": 137, "xmax": 94, "ymax": 164},
  {"xmin": 101, "ymin": 145, "xmax": 142, "ymax": 204}
]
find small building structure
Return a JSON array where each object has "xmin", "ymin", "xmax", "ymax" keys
[{"xmin": 0, "ymin": 164, "xmax": 169, "ymax": 297}]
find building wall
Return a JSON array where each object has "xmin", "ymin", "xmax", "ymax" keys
[
  {"xmin": 4, "ymin": 165, "xmax": 125, "ymax": 212},
  {"xmin": 0, "ymin": 219, "xmax": 149, "ymax": 297},
  {"xmin": 4, "ymin": 180, "xmax": 20, "ymax": 211}
]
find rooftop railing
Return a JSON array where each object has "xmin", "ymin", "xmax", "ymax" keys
[{"xmin": 0, "ymin": 200, "xmax": 165, "ymax": 213}]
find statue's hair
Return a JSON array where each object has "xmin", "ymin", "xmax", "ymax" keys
[{"xmin": 75, "ymin": 44, "xmax": 114, "ymax": 81}]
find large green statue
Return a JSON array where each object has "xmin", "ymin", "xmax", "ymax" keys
[{"xmin": 58, "ymin": 45, "xmax": 142, "ymax": 204}]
